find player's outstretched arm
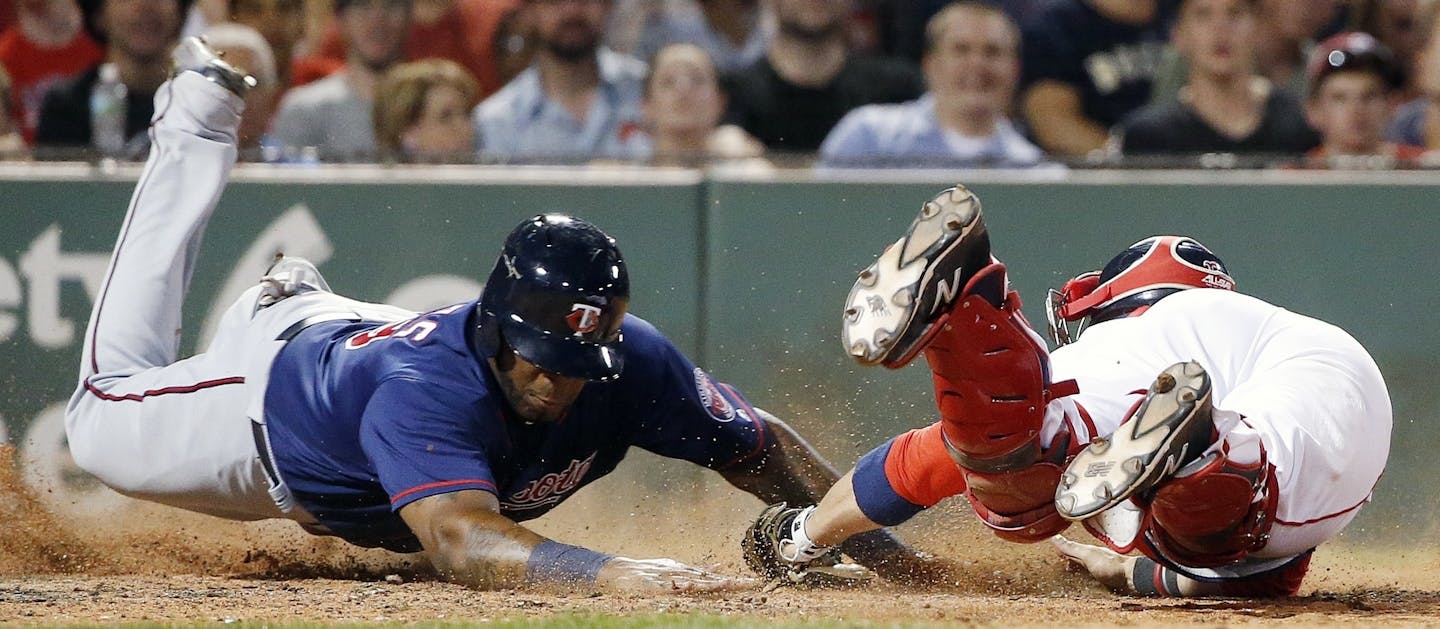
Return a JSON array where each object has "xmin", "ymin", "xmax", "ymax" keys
[
  {"xmin": 724, "ymin": 411, "xmax": 960, "ymax": 585},
  {"xmin": 400, "ymin": 489, "xmax": 754, "ymax": 593},
  {"xmin": 1051, "ymin": 536, "xmax": 1223, "ymax": 597}
]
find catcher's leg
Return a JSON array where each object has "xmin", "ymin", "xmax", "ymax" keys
[
  {"xmin": 1144, "ymin": 441, "xmax": 1277, "ymax": 568},
  {"xmin": 843, "ymin": 186, "xmax": 1081, "ymax": 542},
  {"xmin": 64, "ymin": 40, "xmax": 281, "ymax": 520},
  {"xmin": 1057, "ymin": 362, "xmax": 1276, "ymax": 568}
]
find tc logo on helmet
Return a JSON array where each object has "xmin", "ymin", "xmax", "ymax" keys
[{"xmin": 567, "ymin": 303, "xmax": 603, "ymax": 336}]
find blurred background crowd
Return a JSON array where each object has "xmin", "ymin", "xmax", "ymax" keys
[{"xmin": 0, "ymin": 0, "xmax": 1436, "ymax": 169}]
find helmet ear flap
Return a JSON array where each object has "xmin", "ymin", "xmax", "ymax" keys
[
  {"xmin": 473, "ymin": 305, "xmax": 501, "ymax": 356},
  {"xmin": 1057, "ymin": 271, "xmax": 1102, "ymax": 320}
]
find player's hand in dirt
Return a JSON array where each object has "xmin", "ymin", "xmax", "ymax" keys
[
  {"xmin": 1051, "ymin": 535, "xmax": 1134, "ymax": 591},
  {"xmin": 598, "ymin": 557, "xmax": 757, "ymax": 594}
]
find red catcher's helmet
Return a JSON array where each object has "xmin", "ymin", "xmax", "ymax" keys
[{"xmin": 1046, "ymin": 236, "xmax": 1234, "ymax": 345}]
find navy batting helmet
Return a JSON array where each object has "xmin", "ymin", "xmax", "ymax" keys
[
  {"xmin": 1046, "ymin": 236, "xmax": 1234, "ymax": 345},
  {"xmin": 477, "ymin": 215, "xmax": 629, "ymax": 381}
]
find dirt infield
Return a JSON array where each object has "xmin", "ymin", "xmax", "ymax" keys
[{"xmin": 3, "ymin": 448, "xmax": 1439, "ymax": 627}]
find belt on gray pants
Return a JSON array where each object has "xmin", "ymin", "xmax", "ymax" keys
[{"xmin": 250, "ymin": 311, "xmax": 361, "ymax": 529}]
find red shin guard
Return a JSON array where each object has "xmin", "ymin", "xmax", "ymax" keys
[
  {"xmin": 922, "ymin": 261, "xmax": 1079, "ymax": 541},
  {"xmin": 962, "ymin": 433, "xmax": 1080, "ymax": 542},
  {"xmin": 1145, "ymin": 449, "xmax": 1277, "ymax": 568}
]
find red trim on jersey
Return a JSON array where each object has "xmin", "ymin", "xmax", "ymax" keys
[
  {"xmin": 718, "ymin": 383, "xmax": 768, "ymax": 468},
  {"xmin": 84, "ymin": 376, "xmax": 246, "ymax": 402},
  {"xmin": 1273, "ymin": 497, "xmax": 1369, "ymax": 527},
  {"xmin": 883, "ymin": 423, "xmax": 967, "ymax": 507},
  {"xmin": 390, "ymin": 478, "xmax": 499, "ymax": 504}
]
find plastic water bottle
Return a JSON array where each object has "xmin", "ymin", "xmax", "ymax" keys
[{"xmin": 90, "ymin": 63, "xmax": 128, "ymax": 157}]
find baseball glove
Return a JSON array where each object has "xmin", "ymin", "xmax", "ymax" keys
[{"xmin": 742, "ymin": 502, "xmax": 872, "ymax": 589}]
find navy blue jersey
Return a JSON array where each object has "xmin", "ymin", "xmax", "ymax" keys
[
  {"xmin": 263, "ymin": 301, "xmax": 768, "ymax": 552},
  {"xmin": 1019, "ymin": 0, "xmax": 1167, "ymax": 128}
]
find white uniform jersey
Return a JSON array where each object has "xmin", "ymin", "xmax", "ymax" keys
[{"xmin": 1046, "ymin": 288, "xmax": 1391, "ymax": 561}]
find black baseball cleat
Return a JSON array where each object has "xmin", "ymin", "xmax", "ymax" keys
[
  {"xmin": 1055, "ymin": 361, "xmax": 1216, "ymax": 521},
  {"xmin": 172, "ymin": 36, "xmax": 258, "ymax": 97},
  {"xmin": 841, "ymin": 185, "xmax": 992, "ymax": 369}
]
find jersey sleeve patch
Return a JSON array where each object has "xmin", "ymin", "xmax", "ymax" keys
[{"xmin": 694, "ymin": 367, "xmax": 737, "ymax": 422}]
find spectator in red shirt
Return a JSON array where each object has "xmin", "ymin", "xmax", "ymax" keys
[
  {"xmin": 296, "ymin": 0, "xmax": 517, "ymax": 98},
  {"xmin": 0, "ymin": 0, "xmax": 104, "ymax": 144}
]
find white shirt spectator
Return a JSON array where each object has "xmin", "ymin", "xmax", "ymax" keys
[
  {"xmin": 473, "ymin": 48, "xmax": 648, "ymax": 161},
  {"xmin": 269, "ymin": 72, "xmax": 375, "ymax": 160},
  {"xmin": 819, "ymin": 93, "xmax": 1047, "ymax": 168}
]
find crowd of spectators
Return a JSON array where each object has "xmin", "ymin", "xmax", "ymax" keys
[{"xmin": 0, "ymin": 0, "xmax": 1436, "ymax": 169}]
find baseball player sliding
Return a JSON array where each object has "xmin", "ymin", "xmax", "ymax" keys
[
  {"xmin": 65, "ymin": 38, "xmax": 942, "ymax": 592},
  {"xmin": 745, "ymin": 185, "xmax": 1391, "ymax": 596}
]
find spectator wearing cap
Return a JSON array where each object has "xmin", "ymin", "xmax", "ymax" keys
[
  {"xmin": 633, "ymin": 0, "xmax": 773, "ymax": 74},
  {"xmin": 0, "ymin": 0, "xmax": 104, "ymax": 144},
  {"xmin": 1304, "ymin": 31, "xmax": 1424, "ymax": 167},
  {"xmin": 1353, "ymin": 0, "xmax": 1425, "ymax": 101},
  {"xmin": 818, "ymin": 1, "xmax": 1043, "ymax": 168},
  {"xmin": 722, "ymin": 0, "xmax": 924, "ymax": 153},
  {"xmin": 374, "ymin": 58, "xmax": 479, "ymax": 160},
  {"xmin": 202, "ymin": 22, "xmax": 277, "ymax": 153},
  {"xmin": 1018, "ymin": 0, "xmax": 1167, "ymax": 158},
  {"xmin": 1151, "ymin": 0, "xmax": 1345, "ymax": 103},
  {"xmin": 1386, "ymin": 4, "xmax": 1440, "ymax": 151},
  {"xmin": 473, "ymin": 0, "xmax": 647, "ymax": 161},
  {"xmin": 270, "ymin": 0, "xmax": 410, "ymax": 160},
  {"xmin": 34, "ymin": 0, "xmax": 190, "ymax": 157},
  {"xmin": 1116, "ymin": 0, "xmax": 1317, "ymax": 160}
]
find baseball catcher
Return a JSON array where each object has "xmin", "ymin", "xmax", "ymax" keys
[
  {"xmin": 64, "ymin": 37, "xmax": 945, "ymax": 593},
  {"xmin": 743, "ymin": 185, "xmax": 1391, "ymax": 596}
]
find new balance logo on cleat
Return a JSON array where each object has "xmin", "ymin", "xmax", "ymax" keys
[
  {"xmin": 1084, "ymin": 461, "xmax": 1115, "ymax": 477},
  {"xmin": 932, "ymin": 265, "xmax": 969, "ymax": 317},
  {"xmin": 1055, "ymin": 361, "xmax": 1215, "ymax": 521},
  {"xmin": 840, "ymin": 185, "xmax": 991, "ymax": 368}
]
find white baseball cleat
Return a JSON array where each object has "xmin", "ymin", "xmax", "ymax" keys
[
  {"xmin": 841, "ymin": 185, "xmax": 991, "ymax": 368},
  {"xmin": 256, "ymin": 255, "xmax": 332, "ymax": 311},
  {"xmin": 1055, "ymin": 361, "xmax": 1215, "ymax": 521},
  {"xmin": 172, "ymin": 36, "xmax": 258, "ymax": 97}
]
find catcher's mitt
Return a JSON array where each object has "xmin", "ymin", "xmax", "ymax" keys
[{"xmin": 742, "ymin": 502, "xmax": 872, "ymax": 589}]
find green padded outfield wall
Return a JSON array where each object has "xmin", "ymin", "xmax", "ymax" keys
[
  {"xmin": 0, "ymin": 166, "xmax": 1433, "ymax": 544},
  {"xmin": 0, "ymin": 167, "xmax": 705, "ymax": 514},
  {"xmin": 702, "ymin": 171, "xmax": 1439, "ymax": 544}
]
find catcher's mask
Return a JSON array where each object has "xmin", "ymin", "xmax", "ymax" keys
[
  {"xmin": 476, "ymin": 214, "xmax": 629, "ymax": 381},
  {"xmin": 1046, "ymin": 236, "xmax": 1234, "ymax": 346}
]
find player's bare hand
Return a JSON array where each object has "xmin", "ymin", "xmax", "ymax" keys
[
  {"xmin": 1050, "ymin": 535, "xmax": 1133, "ymax": 590},
  {"xmin": 598, "ymin": 557, "xmax": 757, "ymax": 594}
]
